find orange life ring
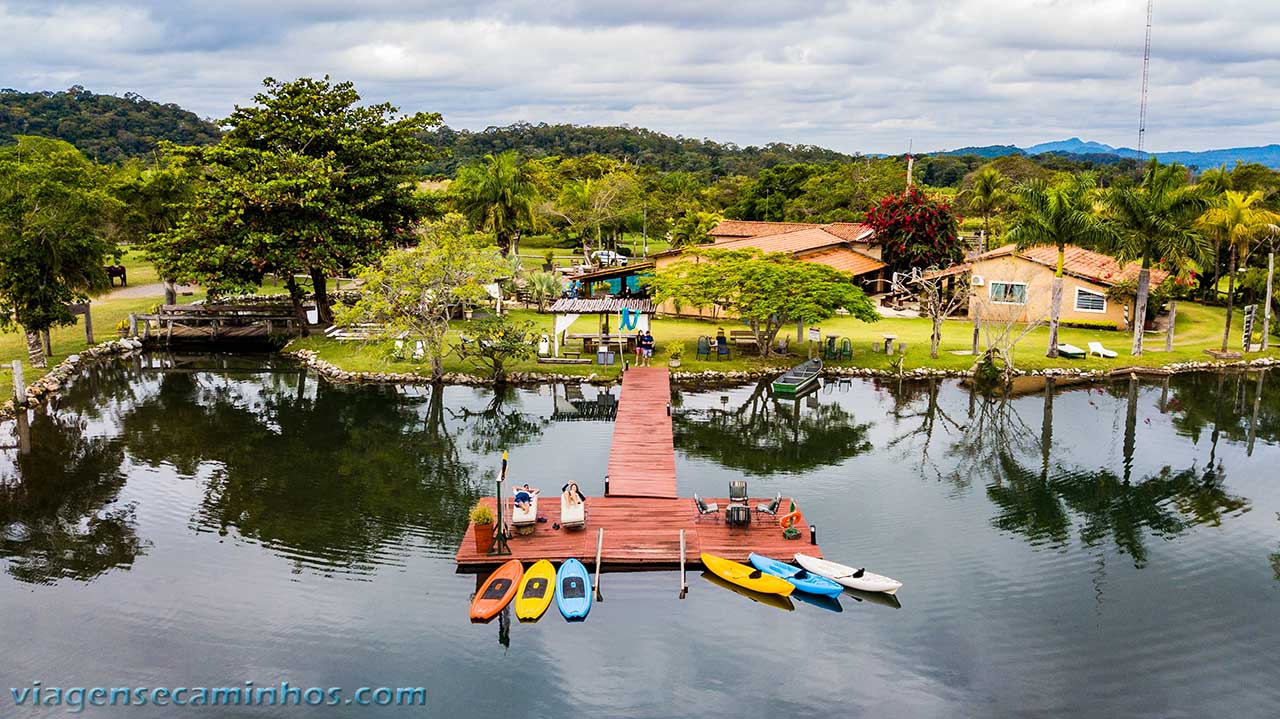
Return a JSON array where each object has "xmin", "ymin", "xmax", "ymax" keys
[{"xmin": 779, "ymin": 511, "xmax": 805, "ymax": 529}]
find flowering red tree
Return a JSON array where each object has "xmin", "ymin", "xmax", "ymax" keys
[{"xmin": 865, "ymin": 187, "xmax": 964, "ymax": 274}]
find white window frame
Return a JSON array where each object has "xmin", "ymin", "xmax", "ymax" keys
[
  {"xmin": 1074, "ymin": 287, "xmax": 1107, "ymax": 314},
  {"xmin": 988, "ymin": 281, "xmax": 1028, "ymax": 305}
]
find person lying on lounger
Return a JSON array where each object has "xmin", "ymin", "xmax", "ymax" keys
[
  {"xmin": 561, "ymin": 482, "xmax": 586, "ymax": 506},
  {"xmin": 513, "ymin": 484, "xmax": 539, "ymax": 510}
]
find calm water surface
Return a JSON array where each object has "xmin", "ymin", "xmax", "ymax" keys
[{"xmin": 2, "ymin": 356, "xmax": 1278, "ymax": 718}]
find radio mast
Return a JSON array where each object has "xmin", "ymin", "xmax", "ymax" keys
[{"xmin": 1138, "ymin": 0, "xmax": 1154, "ymax": 152}]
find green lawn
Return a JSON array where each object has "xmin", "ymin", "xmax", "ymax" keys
[{"xmin": 293, "ymin": 301, "xmax": 1280, "ymax": 381}]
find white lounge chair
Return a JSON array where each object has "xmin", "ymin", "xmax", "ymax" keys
[
  {"xmin": 512, "ymin": 493, "xmax": 537, "ymax": 528},
  {"xmin": 560, "ymin": 493, "xmax": 586, "ymax": 530},
  {"xmin": 1088, "ymin": 341, "xmax": 1118, "ymax": 359}
]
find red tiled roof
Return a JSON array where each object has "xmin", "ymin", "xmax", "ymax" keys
[
  {"xmin": 711, "ymin": 226, "xmax": 849, "ymax": 255},
  {"xmin": 709, "ymin": 220, "xmax": 875, "ymax": 244},
  {"xmin": 800, "ymin": 247, "xmax": 886, "ymax": 277},
  {"xmin": 967, "ymin": 244, "xmax": 1168, "ymax": 287}
]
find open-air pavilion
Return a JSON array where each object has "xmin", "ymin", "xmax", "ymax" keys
[{"xmin": 548, "ymin": 297, "xmax": 657, "ymax": 359}]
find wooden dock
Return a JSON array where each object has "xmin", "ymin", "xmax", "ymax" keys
[
  {"xmin": 455, "ymin": 367, "xmax": 823, "ymax": 570},
  {"xmin": 605, "ymin": 367, "xmax": 677, "ymax": 498},
  {"xmin": 454, "ymin": 496, "xmax": 820, "ymax": 570}
]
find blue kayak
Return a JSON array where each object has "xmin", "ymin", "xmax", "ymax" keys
[
  {"xmin": 748, "ymin": 553, "xmax": 843, "ymax": 597},
  {"xmin": 555, "ymin": 558, "xmax": 593, "ymax": 620}
]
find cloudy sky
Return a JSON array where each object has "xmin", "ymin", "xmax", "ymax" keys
[{"xmin": 3, "ymin": 0, "xmax": 1278, "ymax": 154}]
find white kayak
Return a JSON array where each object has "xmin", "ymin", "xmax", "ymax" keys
[{"xmin": 794, "ymin": 553, "xmax": 903, "ymax": 595}]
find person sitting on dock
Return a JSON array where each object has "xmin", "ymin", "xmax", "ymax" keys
[
  {"xmin": 561, "ymin": 482, "xmax": 585, "ymax": 506},
  {"xmin": 639, "ymin": 330, "xmax": 655, "ymax": 367},
  {"xmin": 513, "ymin": 484, "xmax": 538, "ymax": 510}
]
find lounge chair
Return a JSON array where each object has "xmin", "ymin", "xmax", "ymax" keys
[
  {"xmin": 1056, "ymin": 343, "xmax": 1086, "ymax": 359},
  {"xmin": 1088, "ymin": 341, "xmax": 1118, "ymax": 359},
  {"xmin": 560, "ymin": 493, "xmax": 586, "ymax": 530},
  {"xmin": 728, "ymin": 480, "xmax": 748, "ymax": 506},
  {"xmin": 693, "ymin": 493, "xmax": 719, "ymax": 521},
  {"xmin": 512, "ymin": 494, "xmax": 537, "ymax": 534},
  {"xmin": 756, "ymin": 492, "xmax": 782, "ymax": 517}
]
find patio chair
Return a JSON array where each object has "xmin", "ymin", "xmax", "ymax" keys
[
  {"xmin": 693, "ymin": 493, "xmax": 720, "ymax": 522},
  {"xmin": 773, "ymin": 335, "xmax": 790, "ymax": 355},
  {"xmin": 823, "ymin": 336, "xmax": 837, "ymax": 359},
  {"xmin": 716, "ymin": 340, "xmax": 731, "ymax": 361},
  {"xmin": 756, "ymin": 492, "xmax": 782, "ymax": 517},
  {"xmin": 1088, "ymin": 341, "xmax": 1118, "ymax": 359},
  {"xmin": 839, "ymin": 337, "xmax": 853, "ymax": 360},
  {"xmin": 728, "ymin": 480, "xmax": 748, "ymax": 506},
  {"xmin": 696, "ymin": 335, "xmax": 711, "ymax": 360}
]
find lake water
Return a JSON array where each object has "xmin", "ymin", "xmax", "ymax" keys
[{"xmin": 1, "ymin": 356, "xmax": 1278, "ymax": 718}]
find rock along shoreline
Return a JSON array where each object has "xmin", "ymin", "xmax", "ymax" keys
[{"xmin": 3, "ymin": 345, "xmax": 1276, "ymax": 421}]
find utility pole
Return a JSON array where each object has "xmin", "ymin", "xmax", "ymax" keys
[
  {"xmin": 905, "ymin": 139, "xmax": 914, "ymax": 188},
  {"xmin": 642, "ymin": 200, "xmax": 648, "ymax": 258}
]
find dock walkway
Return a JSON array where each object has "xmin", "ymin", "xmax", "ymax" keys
[{"xmin": 455, "ymin": 367, "xmax": 823, "ymax": 570}]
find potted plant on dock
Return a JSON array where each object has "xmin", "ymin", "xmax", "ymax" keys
[
  {"xmin": 470, "ymin": 502, "xmax": 495, "ymax": 553},
  {"xmin": 666, "ymin": 344, "xmax": 683, "ymax": 368}
]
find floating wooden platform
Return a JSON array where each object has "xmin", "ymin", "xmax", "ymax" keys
[
  {"xmin": 454, "ymin": 496, "xmax": 821, "ymax": 570},
  {"xmin": 605, "ymin": 367, "xmax": 677, "ymax": 498}
]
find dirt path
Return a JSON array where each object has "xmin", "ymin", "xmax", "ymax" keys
[{"xmin": 100, "ymin": 282, "xmax": 198, "ymax": 301}]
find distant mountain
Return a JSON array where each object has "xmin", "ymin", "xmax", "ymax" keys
[
  {"xmin": 937, "ymin": 136, "xmax": 1280, "ymax": 169},
  {"xmin": 0, "ymin": 86, "xmax": 221, "ymax": 163}
]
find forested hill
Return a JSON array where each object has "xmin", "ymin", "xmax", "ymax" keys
[
  {"xmin": 421, "ymin": 122, "xmax": 856, "ymax": 177},
  {"xmin": 0, "ymin": 87, "xmax": 221, "ymax": 163}
]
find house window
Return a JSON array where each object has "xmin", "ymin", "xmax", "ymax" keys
[
  {"xmin": 1075, "ymin": 287, "xmax": 1107, "ymax": 313},
  {"xmin": 989, "ymin": 282, "xmax": 1027, "ymax": 305}
]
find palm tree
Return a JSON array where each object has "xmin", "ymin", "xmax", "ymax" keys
[
  {"xmin": 1196, "ymin": 191, "xmax": 1280, "ymax": 352},
  {"xmin": 1103, "ymin": 159, "xmax": 1210, "ymax": 355},
  {"xmin": 960, "ymin": 167, "xmax": 1008, "ymax": 251},
  {"xmin": 1194, "ymin": 165, "xmax": 1233, "ymax": 301},
  {"xmin": 452, "ymin": 151, "xmax": 537, "ymax": 256},
  {"xmin": 1005, "ymin": 174, "xmax": 1111, "ymax": 357}
]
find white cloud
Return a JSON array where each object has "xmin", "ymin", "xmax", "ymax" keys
[{"xmin": 2, "ymin": 0, "xmax": 1278, "ymax": 153}]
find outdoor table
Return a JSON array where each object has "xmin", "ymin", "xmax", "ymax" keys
[{"xmin": 881, "ymin": 334, "xmax": 898, "ymax": 354}]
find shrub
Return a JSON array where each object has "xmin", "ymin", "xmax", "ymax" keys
[
  {"xmin": 469, "ymin": 503, "xmax": 494, "ymax": 525},
  {"xmin": 1059, "ymin": 319, "xmax": 1121, "ymax": 331}
]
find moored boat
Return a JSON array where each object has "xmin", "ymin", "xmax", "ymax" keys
[
  {"xmin": 771, "ymin": 359, "xmax": 821, "ymax": 396},
  {"xmin": 748, "ymin": 553, "xmax": 843, "ymax": 597},
  {"xmin": 794, "ymin": 553, "xmax": 902, "ymax": 595},
  {"xmin": 700, "ymin": 553, "xmax": 794, "ymax": 596}
]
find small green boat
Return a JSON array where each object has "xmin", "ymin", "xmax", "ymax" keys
[{"xmin": 771, "ymin": 359, "xmax": 822, "ymax": 396}]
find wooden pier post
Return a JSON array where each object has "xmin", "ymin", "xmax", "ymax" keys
[
  {"xmin": 128, "ymin": 313, "xmax": 137, "ymax": 338},
  {"xmin": 594, "ymin": 527, "xmax": 604, "ymax": 601},
  {"xmin": 679, "ymin": 529, "xmax": 687, "ymax": 599},
  {"xmin": 11, "ymin": 360, "xmax": 25, "ymax": 405}
]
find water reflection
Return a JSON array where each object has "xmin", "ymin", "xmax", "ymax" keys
[
  {"xmin": 0, "ymin": 411, "xmax": 143, "ymax": 584},
  {"xmin": 673, "ymin": 379, "xmax": 873, "ymax": 475},
  {"xmin": 118, "ymin": 371, "xmax": 487, "ymax": 574}
]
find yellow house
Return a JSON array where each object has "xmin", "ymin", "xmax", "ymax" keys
[{"xmin": 930, "ymin": 244, "xmax": 1168, "ymax": 329}]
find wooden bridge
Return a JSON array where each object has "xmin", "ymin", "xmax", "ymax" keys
[
  {"xmin": 129, "ymin": 304, "xmax": 304, "ymax": 345},
  {"xmin": 455, "ymin": 367, "xmax": 822, "ymax": 570}
]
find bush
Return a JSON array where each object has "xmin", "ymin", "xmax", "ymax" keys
[{"xmin": 1059, "ymin": 319, "xmax": 1121, "ymax": 331}]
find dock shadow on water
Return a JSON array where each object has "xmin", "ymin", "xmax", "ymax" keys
[{"xmin": 0, "ymin": 355, "xmax": 1278, "ymax": 718}]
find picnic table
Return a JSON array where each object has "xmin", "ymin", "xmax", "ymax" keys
[
  {"xmin": 728, "ymin": 330, "xmax": 759, "ymax": 353},
  {"xmin": 566, "ymin": 333, "xmax": 638, "ymax": 353},
  {"xmin": 881, "ymin": 334, "xmax": 898, "ymax": 354}
]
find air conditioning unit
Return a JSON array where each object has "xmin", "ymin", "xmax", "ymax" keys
[{"xmin": 971, "ymin": 275, "xmax": 985, "ymax": 286}]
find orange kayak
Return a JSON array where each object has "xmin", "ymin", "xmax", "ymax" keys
[{"xmin": 470, "ymin": 560, "xmax": 523, "ymax": 620}]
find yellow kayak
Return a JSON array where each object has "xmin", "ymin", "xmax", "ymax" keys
[
  {"xmin": 700, "ymin": 553, "xmax": 794, "ymax": 596},
  {"xmin": 514, "ymin": 559, "xmax": 556, "ymax": 621}
]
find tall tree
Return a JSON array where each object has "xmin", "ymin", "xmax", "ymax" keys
[
  {"xmin": 152, "ymin": 76, "xmax": 441, "ymax": 324},
  {"xmin": 647, "ymin": 249, "xmax": 878, "ymax": 356},
  {"xmin": 1005, "ymin": 175, "xmax": 1112, "ymax": 357},
  {"xmin": 959, "ymin": 166, "xmax": 1009, "ymax": 249},
  {"xmin": 1103, "ymin": 159, "xmax": 1210, "ymax": 355},
  {"xmin": 337, "ymin": 229, "xmax": 503, "ymax": 380},
  {"xmin": 864, "ymin": 186, "xmax": 965, "ymax": 275},
  {"xmin": 1196, "ymin": 191, "xmax": 1280, "ymax": 351},
  {"xmin": 0, "ymin": 137, "xmax": 120, "ymax": 357},
  {"xmin": 452, "ymin": 150, "xmax": 538, "ymax": 257}
]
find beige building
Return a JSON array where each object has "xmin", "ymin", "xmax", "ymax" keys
[
  {"xmin": 651, "ymin": 220, "xmax": 888, "ymax": 318},
  {"xmin": 930, "ymin": 244, "xmax": 1168, "ymax": 329}
]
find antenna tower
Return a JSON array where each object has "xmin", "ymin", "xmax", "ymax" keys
[{"xmin": 1138, "ymin": 0, "xmax": 1154, "ymax": 152}]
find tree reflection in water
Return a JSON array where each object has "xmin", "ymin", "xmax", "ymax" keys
[
  {"xmin": 118, "ymin": 371, "xmax": 486, "ymax": 574},
  {"xmin": 0, "ymin": 411, "xmax": 144, "ymax": 584},
  {"xmin": 672, "ymin": 379, "xmax": 873, "ymax": 475}
]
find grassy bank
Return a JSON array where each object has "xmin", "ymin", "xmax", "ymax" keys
[{"xmin": 293, "ymin": 301, "xmax": 1280, "ymax": 381}]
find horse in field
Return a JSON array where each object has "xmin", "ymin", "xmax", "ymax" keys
[{"xmin": 105, "ymin": 265, "xmax": 127, "ymax": 287}]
